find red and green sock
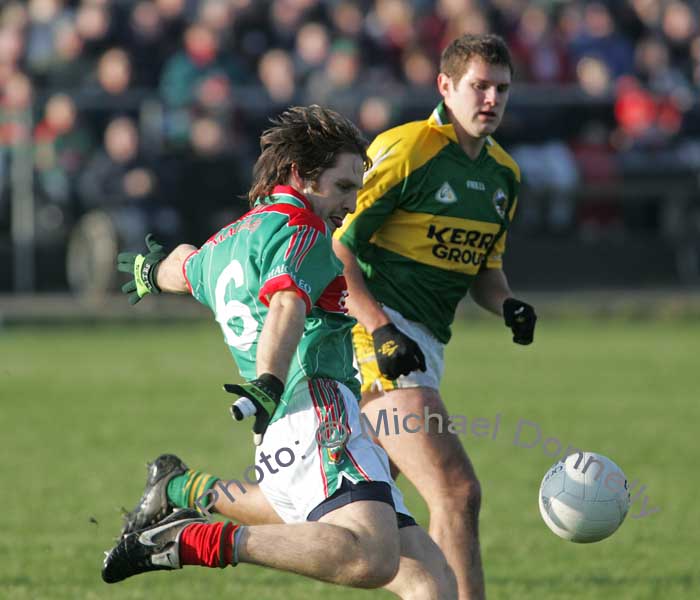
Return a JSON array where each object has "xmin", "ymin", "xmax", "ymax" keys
[{"xmin": 167, "ymin": 470, "xmax": 219, "ymax": 512}]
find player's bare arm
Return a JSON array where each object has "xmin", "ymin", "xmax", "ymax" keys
[
  {"xmin": 332, "ymin": 238, "xmax": 389, "ymax": 332},
  {"xmin": 156, "ymin": 244, "xmax": 197, "ymax": 294},
  {"xmin": 256, "ymin": 289, "xmax": 306, "ymax": 381},
  {"xmin": 116, "ymin": 235, "xmax": 195, "ymax": 303},
  {"xmin": 470, "ymin": 268, "xmax": 537, "ymax": 344},
  {"xmin": 469, "ymin": 267, "xmax": 513, "ymax": 316},
  {"xmin": 333, "ymin": 238, "xmax": 426, "ymax": 379}
]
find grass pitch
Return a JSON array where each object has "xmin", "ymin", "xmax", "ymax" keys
[{"xmin": 1, "ymin": 316, "xmax": 697, "ymax": 599}]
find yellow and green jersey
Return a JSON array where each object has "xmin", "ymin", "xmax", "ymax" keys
[{"xmin": 335, "ymin": 101, "xmax": 520, "ymax": 344}]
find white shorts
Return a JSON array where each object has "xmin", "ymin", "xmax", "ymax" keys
[
  {"xmin": 255, "ymin": 378, "xmax": 412, "ymax": 523},
  {"xmin": 352, "ymin": 305, "xmax": 444, "ymax": 394}
]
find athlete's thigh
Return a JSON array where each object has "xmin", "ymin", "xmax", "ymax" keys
[
  {"xmin": 319, "ymin": 498, "xmax": 399, "ymax": 551},
  {"xmin": 361, "ymin": 386, "xmax": 478, "ymax": 497},
  {"xmin": 211, "ymin": 480, "xmax": 283, "ymax": 525}
]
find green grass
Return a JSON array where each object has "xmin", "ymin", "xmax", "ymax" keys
[{"xmin": 1, "ymin": 317, "xmax": 697, "ymax": 599}]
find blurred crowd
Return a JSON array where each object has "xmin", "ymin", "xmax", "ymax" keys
[{"xmin": 1, "ymin": 0, "xmax": 700, "ymax": 253}]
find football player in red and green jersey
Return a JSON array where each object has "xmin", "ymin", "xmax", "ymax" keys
[{"xmin": 105, "ymin": 106, "xmax": 457, "ymax": 598}]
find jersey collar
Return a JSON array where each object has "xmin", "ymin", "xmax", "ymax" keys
[
  {"xmin": 428, "ymin": 101, "xmax": 459, "ymax": 144},
  {"xmin": 265, "ymin": 185, "xmax": 313, "ymax": 211},
  {"xmin": 428, "ymin": 100, "xmax": 492, "ymax": 162}
]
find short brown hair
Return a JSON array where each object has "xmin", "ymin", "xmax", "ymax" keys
[
  {"xmin": 248, "ymin": 105, "xmax": 370, "ymax": 205},
  {"xmin": 440, "ymin": 34, "xmax": 513, "ymax": 82}
]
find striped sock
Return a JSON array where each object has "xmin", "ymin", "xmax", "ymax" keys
[
  {"xmin": 179, "ymin": 521, "xmax": 238, "ymax": 568},
  {"xmin": 167, "ymin": 470, "xmax": 219, "ymax": 511}
]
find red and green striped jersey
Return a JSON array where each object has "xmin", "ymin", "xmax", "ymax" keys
[
  {"xmin": 184, "ymin": 186, "xmax": 359, "ymax": 420},
  {"xmin": 335, "ymin": 102, "xmax": 520, "ymax": 343}
]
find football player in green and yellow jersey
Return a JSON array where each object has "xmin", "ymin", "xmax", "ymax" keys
[{"xmin": 333, "ymin": 34, "xmax": 537, "ymax": 600}]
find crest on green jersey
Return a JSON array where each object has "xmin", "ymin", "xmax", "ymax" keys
[
  {"xmin": 435, "ymin": 181, "xmax": 457, "ymax": 204},
  {"xmin": 492, "ymin": 188, "xmax": 507, "ymax": 218}
]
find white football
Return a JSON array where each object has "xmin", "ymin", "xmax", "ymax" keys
[{"xmin": 538, "ymin": 451, "xmax": 630, "ymax": 543}]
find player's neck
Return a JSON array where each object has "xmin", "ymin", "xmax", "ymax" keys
[{"xmin": 446, "ymin": 108, "xmax": 486, "ymax": 160}]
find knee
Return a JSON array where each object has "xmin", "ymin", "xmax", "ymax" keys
[{"xmin": 350, "ymin": 538, "xmax": 400, "ymax": 588}]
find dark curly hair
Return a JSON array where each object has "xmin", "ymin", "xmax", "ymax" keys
[{"xmin": 248, "ymin": 105, "xmax": 370, "ymax": 206}]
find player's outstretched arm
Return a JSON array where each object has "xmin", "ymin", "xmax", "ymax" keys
[
  {"xmin": 117, "ymin": 234, "xmax": 196, "ymax": 303},
  {"xmin": 156, "ymin": 244, "xmax": 197, "ymax": 294}
]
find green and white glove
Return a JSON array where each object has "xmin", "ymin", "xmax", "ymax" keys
[
  {"xmin": 225, "ymin": 374, "xmax": 284, "ymax": 446},
  {"xmin": 116, "ymin": 234, "xmax": 167, "ymax": 305}
]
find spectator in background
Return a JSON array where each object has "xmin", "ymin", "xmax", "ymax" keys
[
  {"xmin": 95, "ymin": 48, "xmax": 133, "ymax": 98},
  {"xmin": 267, "ymin": 0, "xmax": 312, "ymax": 51},
  {"xmin": 152, "ymin": 0, "xmax": 187, "ymax": 58},
  {"xmin": 0, "ymin": 26, "xmax": 24, "ymax": 86},
  {"xmin": 304, "ymin": 39, "xmax": 362, "ymax": 117},
  {"xmin": 46, "ymin": 21, "xmax": 91, "ymax": 90},
  {"xmin": 569, "ymin": 2, "xmax": 635, "ymax": 80},
  {"xmin": 126, "ymin": 1, "xmax": 168, "ymax": 88},
  {"xmin": 329, "ymin": 0, "xmax": 364, "ymax": 39},
  {"xmin": 366, "ymin": 0, "xmax": 416, "ymax": 75},
  {"xmin": 635, "ymin": 34, "xmax": 693, "ymax": 105},
  {"xmin": 34, "ymin": 93, "xmax": 95, "ymax": 207},
  {"xmin": 509, "ymin": 4, "xmax": 573, "ymax": 84},
  {"xmin": 401, "ymin": 46, "xmax": 437, "ymax": 88},
  {"xmin": 198, "ymin": 0, "xmax": 237, "ymax": 44},
  {"xmin": 613, "ymin": 75, "xmax": 683, "ymax": 148},
  {"xmin": 662, "ymin": 1, "xmax": 697, "ymax": 66},
  {"xmin": 419, "ymin": 0, "xmax": 489, "ymax": 56},
  {"xmin": 440, "ymin": 1, "xmax": 489, "ymax": 50},
  {"xmin": 357, "ymin": 95, "xmax": 393, "ymax": 138},
  {"xmin": 74, "ymin": 0, "xmax": 114, "ymax": 60},
  {"xmin": 627, "ymin": 0, "xmax": 662, "ymax": 31},
  {"xmin": 80, "ymin": 47, "xmax": 138, "ymax": 131},
  {"xmin": 576, "ymin": 55, "xmax": 613, "ymax": 97},
  {"xmin": 24, "ymin": 0, "xmax": 70, "ymax": 84},
  {"xmin": 293, "ymin": 21, "xmax": 330, "ymax": 85},
  {"xmin": 174, "ymin": 115, "xmax": 250, "ymax": 243},
  {"xmin": 258, "ymin": 48, "xmax": 297, "ymax": 105},
  {"xmin": 159, "ymin": 23, "xmax": 247, "ymax": 110},
  {"xmin": 1, "ymin": 71, "xmax": 34, "ymax": 147},
  {"xmin": 78, "ymin": 116, "xmax": 177, "ymax": 247}
]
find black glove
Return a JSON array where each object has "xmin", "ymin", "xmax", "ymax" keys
[
  {"xmin": 224, "ymin": 373, "xmax": 284, "ymax": 446},
  {"xmin": 116, "ymin": 234, "xmax": 166, "ymax": 305},
  {"xmin": 503, "ymin": 298, "xmax": 537, "ymax": 345},
  {"xmin": 371, "ymin": 323, "xmax": 426, "ymax": 380}
]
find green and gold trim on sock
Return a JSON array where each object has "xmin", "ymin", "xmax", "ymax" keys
[{"xmin": 167, "ymin": 469, "xmax": 219, "ymax": 511}]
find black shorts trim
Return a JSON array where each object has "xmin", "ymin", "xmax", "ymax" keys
[
  {"xmin": 306, "ymin": 479, "xmax": 416, "ymax": 528},
  {"xmin": 396, "ymin": 512, "xmax": 417, "ymax": 529},
  {"xmin": 306, "ymin": 479, "xmax": 394, "ymax": 522}
]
